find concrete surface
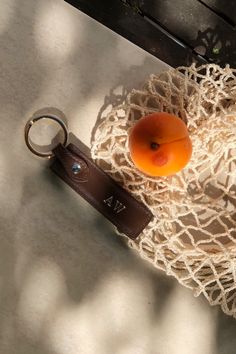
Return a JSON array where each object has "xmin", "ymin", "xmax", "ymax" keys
[{"xmin": 0, "ymin": 0, "xmax": 236, "ymax": 353}]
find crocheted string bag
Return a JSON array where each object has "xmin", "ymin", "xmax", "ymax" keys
[{"xmin": 91, "ymin": 64, "xmax": 236, "ymax": 318}]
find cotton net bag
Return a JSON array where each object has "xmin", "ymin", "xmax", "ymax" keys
[{"xmin": 91, "ymin": 63, "xmax": 236, "ymax": 317}]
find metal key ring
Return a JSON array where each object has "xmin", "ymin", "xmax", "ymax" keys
[{"xmin": 24, "ymin": 114, "xmax": 68, "ymax": 158}]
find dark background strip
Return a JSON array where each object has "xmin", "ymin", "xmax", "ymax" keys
[{"xmin": 65, "ymin": 0, "xmax": 236, "ymax": 67}]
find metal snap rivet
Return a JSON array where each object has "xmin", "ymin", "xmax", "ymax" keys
[{"xmin": 72, "ymin": 162, "xmax": 81, "ymax": 174}]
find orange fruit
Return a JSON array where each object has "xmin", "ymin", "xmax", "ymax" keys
[{"xmin": 128, "ymin": 112, "xmax": 192, "ymax": 177}]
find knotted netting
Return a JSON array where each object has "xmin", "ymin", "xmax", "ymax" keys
[{"xmin": 91, "ymin": 64, "xmax": 236, "ymax": 317}]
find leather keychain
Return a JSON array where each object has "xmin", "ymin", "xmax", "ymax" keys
[{"xmin": 24, "ymin": 113, "xmax": 153, "ymax": 239}]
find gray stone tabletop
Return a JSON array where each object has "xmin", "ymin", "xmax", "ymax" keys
[{"xmin": 0, "ymin": 0, "xmax": 235, "ymax": 353}]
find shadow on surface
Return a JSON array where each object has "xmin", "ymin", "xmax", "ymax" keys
[
  {"xmin": 2, "ymin": 0, "xmax": 236, "ymax": 353},
  {"xmin": 216, "ymin": 310, "xmax": 236, "ymax": 354},
  {"xmin": 0, "ymin": 2, "xmax": 173, "ymax": 353}
]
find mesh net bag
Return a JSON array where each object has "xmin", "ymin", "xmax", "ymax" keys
[{"xmin": 91, "ymin": 63, "xmax": 236, "ymax": 317}]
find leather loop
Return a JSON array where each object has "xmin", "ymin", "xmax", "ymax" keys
[{"xmin": 51, "ymin": 142, "xmax": 153, "ymax": 239}]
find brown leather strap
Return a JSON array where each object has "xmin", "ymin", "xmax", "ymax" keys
[{"xmin": 50, "ymin": 143, "xmax": 153, "ymax": 239}]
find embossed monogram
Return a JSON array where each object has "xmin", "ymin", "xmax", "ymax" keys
[{"xmin": 103, "ymin": 196, "xmax": 126, "ymax": 214}]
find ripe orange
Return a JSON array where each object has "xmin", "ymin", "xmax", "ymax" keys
[{"xmin": 128, "ymin": 112, "xmax": 192, "ymax": 177}]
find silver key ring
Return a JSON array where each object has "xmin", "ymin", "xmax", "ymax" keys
[{"xmin": 24, "ymin": 114, "xmax": 68, "ymax": 158}]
